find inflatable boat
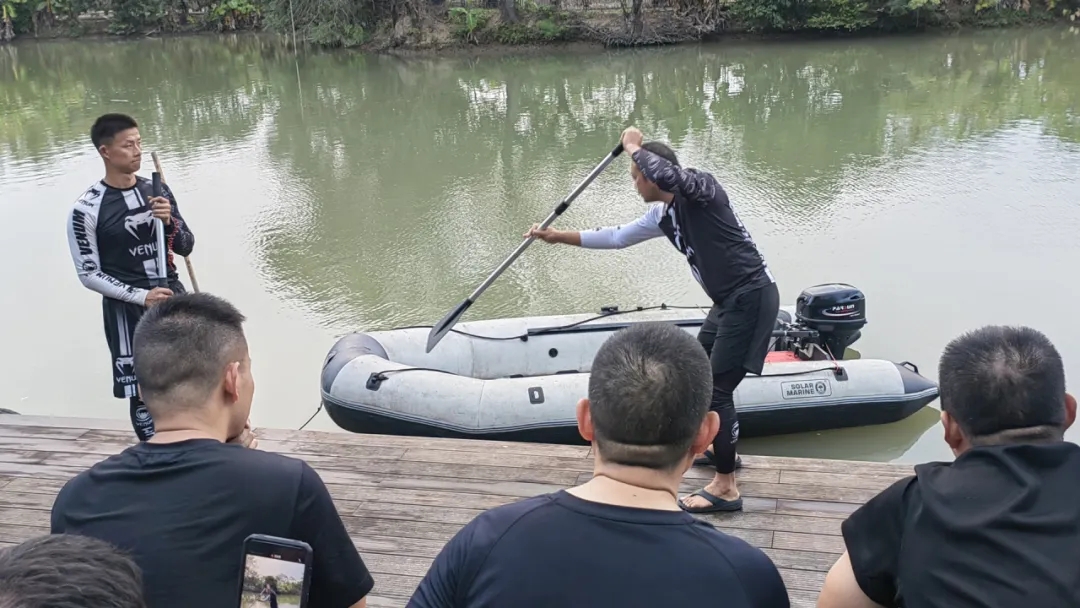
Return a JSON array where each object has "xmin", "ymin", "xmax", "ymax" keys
[{"xmin": 321, "ymin": 284, "xmax": 939, "ymax": 444}]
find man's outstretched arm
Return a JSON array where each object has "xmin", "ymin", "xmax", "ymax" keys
[{"xmin": 525, "ymin": 204, "xmax": 664, "ymax": 249}]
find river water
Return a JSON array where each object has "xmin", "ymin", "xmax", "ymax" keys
[{"xmin": 2, "ymin": 28, "xmax": 1078, "ymax": 463}]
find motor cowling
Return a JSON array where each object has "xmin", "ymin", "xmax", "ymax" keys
[{"xmin": 795, "ymin": 283, "xmax": 867, "ymax": 358}]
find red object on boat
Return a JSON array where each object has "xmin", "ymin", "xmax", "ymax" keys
[{"xmin": 765, "ymin": 351, "xmax": 802, "ymax": 363}]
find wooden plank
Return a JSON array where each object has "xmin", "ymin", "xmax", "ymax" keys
[
  {"xmin": 0, "ymin": 491, "xmax": 59, "ymax": 511},
  {"xmin": 711, "ymin": 527, "xmax": 774, "ymax": 549},
  {"xmin": 0, "ymin": 425, "xmax": 92, "ymax": 440},
  {"xmin": 351, "ymin": 533, "xmax": 450, "ymax": 559},
  {"xmin": 2, "ymin": 477, "xmax": 70, "ymax": 496},
  {"xmin": 351, "ymin": 502, "xmax": 485, "ymax": 526},
  {"xmin": 696, "ymin": 512, "xmax": 842, "ymax": 536},
  {"xmin": 400, "ymin": 447, "xmax": 592, "ymax": 473},
  {"xmin": 0, "ymin": 450, "xmax": 49, "ymax": 465},
  {"xmin": 762, "ymin": 548, "xmax": 841, "ymax": 572},
  {"xmin": 252, "ymin": 428, "xmax": 592, "ymax": 458},
  {"xmin": 773, "ymin": 531, "xmax": 847, "ymax": 554},
  {"xmin": 311, "ymin": 458, "xmax": 581, "ymax": 486},
  {"xmin": 734, "ymin": 480, "xmax": 881, "ymax": 504},
  {"xmin": 0, "ymin": 415, "xmax": 130, "ymax": 431},
  {"xmin": 367, "ymin": 573, "xmax": 423, "ymax": 600},
  {"xmin": 789, "ymin": 589, "xmax": 822, "ymax": 608},
  {"xmin": 371, "ymin": 477, "xmax": 565, "ymax": 499},
  {"xmin": 0, "ymin": 435, "xmax": 132, "ymax": 456},
  {"xmin": 343, "ymin": 517, "xmax": 462, "ymax": 544},
  {"xmin": 775, "ymin": 498, "xmax": 861, "ymax": 520},
  {"xmin": 780, "ymin": 469, "xmax": 908, "ymax": 490},
  {"xmin": 778, "ymin": 567, "xmax": 828, "ymax": 592},
  {"xmin": 332, "ymin": 487, "xmax": 520, "ymax": 512},
  {"xmin": 0, "ymin": 476, "xmax": 12, "ymax": 489},
  {"xmin": 576, "ymin": 466, "xmax": 783, "ymax": 485},
  {"xmin": 0, "ymin": 507, "xmax": 51, "ymax": 528},
  {"xmin": 257, "ymin": 440, "xmax": 409, "ymax": 461},
  {"xmin": 0, "ymin": 461, "xmax": 85, "ymax": 480},
  {"xmin": 741, "ymin": 454, "xmax": 912, "ymax": 477},
  {"xmin": 0, "ymin": 523, "xmax": 48, "ymax": 545},
  {"xmin": 360, "ymin": 553, "xmax": 437, "ymax": 578},
  {"xmin": 365, "ymin": 595, "xmax": 407, "ymax": 608}
]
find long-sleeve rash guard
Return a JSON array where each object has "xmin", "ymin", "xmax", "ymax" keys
[
  {"xmin": 579, "ymin": 147, "xmax": 774, "ymax": 304},
  {"xmin": 67, "ymin": 177, "xmax": 195, "ymax": 306}
]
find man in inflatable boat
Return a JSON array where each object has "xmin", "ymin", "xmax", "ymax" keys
[{"xmin": 527, "ymin": 126, "xmax": 779, "ymax": 512}]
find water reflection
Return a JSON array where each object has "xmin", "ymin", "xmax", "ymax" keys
[{"xmin": 1, "ymin": 28, "xmax": 1077, "ymax": 460}]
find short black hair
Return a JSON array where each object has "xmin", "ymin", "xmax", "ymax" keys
[
  {"xmin": 91, "ymin": 113, "xmax": 138, "ymax": 149},
  {"xmin": 587, "ymin": 322, "xmax": 712, "ymax": 469},
  {"xmin": 133, "ymin": 293, "xmax": 248, "ymax": 412},
  {"xmin": 0, "ymin": 533, "xmax": 146, "ymax": 608},
  {"xmin": 642, "ymin": 141, "xmax": 679, "ymax": 167},
  {"xmin": 939, "ymin": 325, "xmax": 1067, "ymax": 439}
]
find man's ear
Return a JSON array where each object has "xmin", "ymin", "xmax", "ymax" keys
[
  {"xmin": 576, "ymin": 398, "xmax": 594, "ymax": 443},
  {"xmin": 1065, "ymin": 393, "xmax": 1076, "ymax": 430},
  {"xmin": 691, "ymin": 411, "xmax": 720, "ymax": 457},
  {"xmin": 223, "ymin": 361, "xmax": 241, "ymax": 404},
  {"xmin": 941, "ymin": 410, "xmax": 966, "ymax": 455}
]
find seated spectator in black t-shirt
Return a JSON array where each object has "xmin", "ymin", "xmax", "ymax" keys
[
  {"xmin": 0, "ymin": 533, "xmax": 146, "ymax": 608},
  {"xmin": 818, "ymin": 325, "xmax": 1080, "ymax": 608},
  {"xmin": 408, "ymin": 322, "xmax": 790, "ymax": 608},
  {"xmin": 50, "ymin": 293, "xmax": 374, "ymax": 608}
]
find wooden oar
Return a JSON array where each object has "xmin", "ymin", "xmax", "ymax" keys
[
  {"xmin": 425, "ymin": 143, "xmax": 624, "ymax": 353},
  {"xmin": 151, "ymin": 152, "xmax": 200, "ymax": 293}
]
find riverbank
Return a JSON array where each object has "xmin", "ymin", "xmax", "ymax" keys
[{"xmin": 3, "ymin": 0, "xmax": 1077, "ymax": 52}]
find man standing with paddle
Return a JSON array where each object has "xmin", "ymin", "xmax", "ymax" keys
[
  {"xmin": 527, "ymin": 127, "xmax": 779, "ymax": 513},
  {"xmin": 65, "ymin": 113, "xmax": 195, "ymax": 441}
]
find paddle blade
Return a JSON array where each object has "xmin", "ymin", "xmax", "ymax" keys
[{"xmin": 426, "ymin": 298, "xmax": 474, "ymax": 353}]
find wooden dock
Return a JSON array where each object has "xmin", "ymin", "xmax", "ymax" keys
[{"xmin": 0, "ymin": 415, "xmax": 915, "ymax": 607}]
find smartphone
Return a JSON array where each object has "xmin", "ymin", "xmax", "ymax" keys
[{"xmin": 238, "ymin": 534, "xmax": 313, "ymax": 608}]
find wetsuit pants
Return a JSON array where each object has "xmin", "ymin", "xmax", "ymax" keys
[
  {"xmin": 697, "ymin": 281, "xmax": 780, "ymax": 474},
  {"xmin": 101, "ymin": 279, "xmax": 185, "ymax": 441}
]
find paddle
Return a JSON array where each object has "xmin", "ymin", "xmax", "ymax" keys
[
  {"xmin": 151, "ymin": 171, "xmax": 168, "ymax": 289},
  {"xmin": 151, "ymin": 152, "xmax": 200, "ymax": 292},
  {"xmin": 425, "ymin": 143, "xmax": 625, "ymax": 354}
]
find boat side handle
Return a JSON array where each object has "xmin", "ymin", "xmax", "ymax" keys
[{"xmin": 898, "ymin": 361, "xmax": 919, "ymax": 374}]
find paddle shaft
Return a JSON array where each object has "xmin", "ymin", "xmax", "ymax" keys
[
  {"xmin": 151, "ymin": 172, "xmax": 168, "ymax": 289},
  {"xmin": 467, "ymin": 144, "xmax": 623, "ymax": 302},
  {"xmin": 151, "ymin": 152, "xmax": 200, "ymax": 293},
  {"xmin": 425, "ymin": 143, "xmax": 624, "ymax": 352}
]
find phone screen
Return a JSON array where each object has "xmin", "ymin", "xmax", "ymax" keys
[{"xmin": 240, "ymin": 537, "xmax": 311, "ymax": 608}]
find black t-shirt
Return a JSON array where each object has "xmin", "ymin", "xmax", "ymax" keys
[
  {"xmin": 407, "ymin": 490, "xmax": 789, "ymax": 607},
  {"xmin": 842, "ymin": 442, "xmax": 1080, "ymax": 607},
  {"xmin": 633, "ymin": 148, "xmax": 775, "ymax": 305},
  {"xmin": 50, "ymin": 439, "xmax": 373, "ymax": 608}
]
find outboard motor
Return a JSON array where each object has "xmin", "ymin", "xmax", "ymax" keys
[{"xmin": 795, "ymin": 283, "xmax": 867, "ymax": 358}]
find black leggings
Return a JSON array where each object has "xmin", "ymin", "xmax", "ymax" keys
[
  {"xmin": 708, "ymin": 369, "xmax": 747, "ymax": 474},
  {"xmin": 129, "ymin": 396, "xmax": 156, "ymax": 441}
]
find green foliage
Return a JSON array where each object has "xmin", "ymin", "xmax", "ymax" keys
[
  {"xmin": 210, "ymin": 0, "xmax": 261, "ymax": 31},
  {"xmin": 449, "ymin": 6, "xmax": 491, "ymax": 42}
]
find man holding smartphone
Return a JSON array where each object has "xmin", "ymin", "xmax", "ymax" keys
[
  {"xmin": 49, "ymin": 294, "xmax": 373, "ymax": 608},
  {"xmin": 66, "ymin": 113, "xmax": 195, "ymax": 441}
]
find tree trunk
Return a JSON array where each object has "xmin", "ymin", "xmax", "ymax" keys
[
  {"xmin": 631, "ymin": 0, "xmax": 643, "ymax": 36},
  {"xmin": 501, "ymin": 0, "xmax": 519, "ymax": 23}
]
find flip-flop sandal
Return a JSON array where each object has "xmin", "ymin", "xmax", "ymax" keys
[
  {"xmin": 679, "ymin": 489, "xmax": 743, "ymax": 513},
  {"xmin": 693, "ymin": 451, "xmax": 743, "ymax": 469}
]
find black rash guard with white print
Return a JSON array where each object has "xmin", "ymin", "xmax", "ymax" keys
[
  {"xmin": 580, "ymin": 148, "xmax": 774, "ymax": 305},
  {"xmin": 66, "ymin": 177, "xmax": 195, "ymax": 306}
]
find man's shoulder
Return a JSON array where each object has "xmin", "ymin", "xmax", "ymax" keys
[
  {"xmin": 453, "ymin": 493, "xmax": 558, "ymax": 548},
  {"xmin": 686, "ymin": 518, "xmax": 777, "ymax": 568},
  {"xmin": 72, "ymin": 181, "xmax": 108, "ymax": 215}
]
